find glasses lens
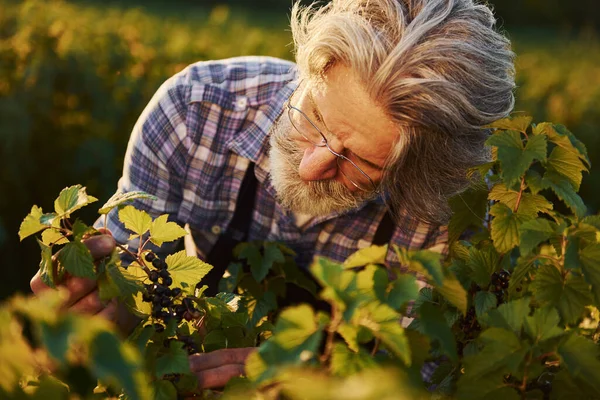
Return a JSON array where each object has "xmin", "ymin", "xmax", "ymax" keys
[{"xmin": 288, "ymin": 107, "xmax": 324, "ymax": 145}]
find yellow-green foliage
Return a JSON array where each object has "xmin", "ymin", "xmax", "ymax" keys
[{"xmin": 1, "ymin": 0, "xmax": 599, "ymax": 298}]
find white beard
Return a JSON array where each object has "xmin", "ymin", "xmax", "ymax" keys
[{"xmin": 268, "ymin": 115, "xmax": 374, "ymax": 217}]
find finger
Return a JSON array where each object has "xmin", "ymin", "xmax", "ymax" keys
[
  {"xmin": 69, "ymin": 289, "xmax": 104, "ymax": 314},
  {"xmin": 61, "ymin": 276, "xmax": 98, "ymax": 308},
  {"xmin": 30, "ymin": 270, "xmax": 49, "ymax": 295},
  {"xmin": 194, "ymin": 364, "xmax": 246, "ymax": 389},
  {"xmin": 189, "ymin": 348, "xmax": 256, "ymax": 372},
  {"xmin": 83, "ymin": 234, "xmax": 116, "ymax": 260},
  {"xmin": 97, "ymin": 299, "xmax": 118, "ymax": 321}
]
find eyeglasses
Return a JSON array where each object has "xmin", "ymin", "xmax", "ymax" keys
[{"xmin": 285, "ymin": 82, "xmax": 379, "ymax": 193}]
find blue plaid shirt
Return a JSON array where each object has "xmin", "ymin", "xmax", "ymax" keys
[{"xmin": 100, "ymin": 55, "xmax": 447, "ymax": 276}]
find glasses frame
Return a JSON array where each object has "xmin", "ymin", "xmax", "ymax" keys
[{"xmin": 285, "ymin": 82, "xmax": 380, "ymax": 193}]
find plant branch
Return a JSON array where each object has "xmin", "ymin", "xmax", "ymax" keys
[
  {"xmin": 370, "ymin": 338, "xmax": 380, "ymax": 356},
  {"xmin": 116, "ymin": 243, "xmax": 150, "ymax": 274},
  {"xmin": 536, "ymin": 351, "xmax": 556, "ymax": 362},
  {"xmin": 519, "ymin": 351, "xmax": 533, "ymax": 399},
  {"xmin": 321, "ymin": 304, "xmax": 341, "ymax": 364},
  {"xmin": 513, "ymin": 176, "xmax": 526, "ymax": 213}
]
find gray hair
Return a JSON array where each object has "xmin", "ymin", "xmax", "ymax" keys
[{"xmin": 291, "ymin": 0, "xmax": 515, "ymax": 224}]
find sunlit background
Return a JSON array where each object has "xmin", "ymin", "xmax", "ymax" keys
[{"xmin": 1, "ymin": 0, "xmax": 598, "ymax": 299}]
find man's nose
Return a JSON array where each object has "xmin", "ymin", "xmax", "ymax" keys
[{"xmin": 298, "ymin": 145, "xmax": 338, "ymax": 181}]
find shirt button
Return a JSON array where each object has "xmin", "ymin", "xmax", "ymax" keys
[
  {"xmin": 235, "ymin": 97, "xmax": 247, "ymax": 109},
  {"xmin": 211, "ymin": 225, "xmax": 222, "ymax": 235}
]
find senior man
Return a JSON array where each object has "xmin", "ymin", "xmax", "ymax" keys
[{"xmin": 30, "ymin": 0, "xmax": 515, "ymax": 389}]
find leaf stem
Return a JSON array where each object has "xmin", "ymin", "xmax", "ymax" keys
[
  {"xmin": 116, "ymin": 243, "xmax": 150, "ymax": 274},
  {"xmin": 519, "ymin": 351, "xmax": 533, "ymax": 399},
  {"xmin": 321, "ymin": 305, "xmax": 341, "ymax": 364},
  {"xmin": 513, "ymin": 176, "xmax": 526, "ymax": 213},
  {"xmin": 536, "ymin": 351, "xmax": 556, "ymax": 361},
  {"xmin": 370, "ymin": 338, "xmax": 381, "ymax": 356}
]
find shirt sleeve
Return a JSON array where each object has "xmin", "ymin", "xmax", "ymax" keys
[{"xmin": 94, "ymin": 68, "xmax": 193, "ymax": 258}]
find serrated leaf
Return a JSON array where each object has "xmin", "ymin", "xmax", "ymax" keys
[
  {"xmin": 419, "ymin": 302, "xmax": 458, "ymax": 362},
  {"xmin": 98, "ymin": 254, "xmax": 142, "ymax": 302},
  {"xmin": 518, "ymin": 218, "xmax": 557, "ymax": 255},
  {"xmin": 542, "ymin": 173, "xmax": 586, "ymax": 219},
  {"xmin": 508, "ymin": 255, "xmax": 536, "ymax": 294},
  {"xmin": 165, "ymin": 250, "xmax": 212, "ymax": 295},
  {"xmin": 118, "ymin": 206, "xmax": 152, "ymax": 237},
  {"xmin": 468, "ymin": 246, "xmax": 500, "ymax": 287},
  {"xmin": 386, "ymin": 274, "xmax": 419, "ymax": 310},
  {"xmin": 486, "ymin": 130, "xmax": 545, "ymax": 187},
  {"xmin": 448, "ymin": 186, "xmax": 489, "ymax": 244},
  {"xmin": 155, "ymin": 341, "xmax": 191, "ymax": 378},
  {"xmin": 37, "ymin": 239, "xmax": 55, "ymax": 288},
  {"xmin": 489, "ymin": 203, "xmax": 533, "ymax": 253},
  {"xmin": 99, "ymin": 191, "xmax": 158, "ymax": 214},
  {"xmin": 202, "ymin": 329, "xmax": 228, "ymax": 353},
  {"xmin": 437, "ymin": 274, "xmax": 468, "ymax": 315},
  {"xmin": 19, "ymin": 205, "xmax": 50, "ymax": 240},
  {"xmin": 41, "ymin": 228, "xmax": 69, "ymax": 246},
  {"xmin": 359, "ymin": 302, "xmax": 410, "ymax": 365},
  {"xmin": 579, "ymin": 243, "xmax": 600, "ymax": 307},
  {"xmin": 330, "ymin": 342, "xmax": 377, "ymax": 377},
  {"xmin": 39, "ymin": 319, "xmax": 75, "ymax": 363},
  {"xmin": 557, "ymin": 334, "xmax": 600, "ymax": 393},
  {"xmin": 54, "ymin": 185, "xmax": 98, "ymax": 217},
  {"xmin": 531, "ymin": 266, "xmax": 592, "ymax": 324},
  {"xmin": 487, "ymin": 115, "xmax": 533, "ymax": 132},
  {"xmin": 153, "ymin": 380, "xmax": 177, "ymax": 400},
  {"xmin": 149, "ymin": 215, "xmax": 187, "ymax": 247},
  {"xmin": 394, "ymin": 246, "xmax": 443, "ymax": 286},
  {"xmin": 250, "ymin": 242, "xmax": 284, "ymax": 282},
  {"xmin": 475, "ymin": 291, "xmax": 497, "ymax": 319},
  {"xmin": 546, "ymin": 145, "xmax": 587, "ymax": 191},
  {"xmin": 484, "ymin": 297, "xmax": 530, "ymax": 334},
  {"xmin": 245, "ymin": 291, "xmax": 277, "ymax": 327},
  {"xmin": 536, "ymin": 123, "xmax": 591, "ymax": 167},
  {"xmin": 488, "ymin": 183, "xmax": 553, "ymax": 217},
  {"xmin": 343, "ymin": 245, "xmax": 387, "ymax": 268},
  {"xmin": 57, "ymin": 241, "xmax": 96, "ymax": 278},
  {"xmin": 523, "ymin": 306, "xmax": 563, "ymax": 342},
  {"xmin": 525, "ymin": 169, "xmax": 544, "ymax": 195},
  {"xmin": 337, "ymin": 323, "xmax": 359, "ymax": 352}
]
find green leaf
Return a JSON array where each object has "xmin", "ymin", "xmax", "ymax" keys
[
  {"xmin": 468, "ymin": 246, "xmax": 500, "ymax": 287},
  {"xmin": 153, "ymin": 380, "xmax": 177, "ymax": 400},
  {"xmin": 98, "ymin": 254, "xmax": 142, "ymax": 302},
  {"xmin": 486, "ymin": 130, "xmax": 546, "ymax": 188},
  {"xmin": 525, "ymin": 169, "xmax": 545, "ymax": 195},
  {"xmin": 155, "ymin": 341, "xmax": 191, "ymax": 378},
  {"xmin": 485, "ymin": 297, "xmax": 530, "ymax": 334},
  {"xmin": 523, "ymin": 306, "xmax": 563, "ymax": 342},
  {"xmin": 536, "ymin": 122, "xmax": 591, "ymax": 167},
  {"xmin": 418, "ymin": 302, "xmax": 458, "ymax": 362},
  {"xmin": 99, "ymin": 191, "xmax": 158, "ymax": 215},
  {"xmin": 37, "ymin": 239, "xmax": 56, "ymax": 288},
  {"xmin": 271, "ymin": 304, "xmax": 321, "ymax": 350},
  {"xmin": 251, "ymin": 242, "xmax": 284, "ymax": 282},
  {"xmin": 39, "ymin": 319, "xmax": 75, "ymax": 363},
  {"xmin": 165, "ymin": 250, "xmax": 212, "ymax": 295},
  {"xmin": 118, "ymin": 206, "xmax": 152, "ymax": 237},
  {"xmin": 557, "ymin": 334, "xmax": 600, "ymax": 393},
  {"xmin": 546, "ymin": 145, "xmax": 587, "ymax": 191},
  {"xmin": 489, "ymin": 203, "xmax": 532, "ymax": 253},
  {"xmin": 437, "ymin": 274, "xmax": 468, "ymax": 315},
  {"xmin": 19, "ymin": 205, "xmax": 50, "ymax": 240},
  {"xmin": 245, "ymin": 291, "xmax": 277, "ymax": 327},
  {"xmin": 518, "ymin": 218, "xmax": 557, "ymax": 255},
  {"xmin": 337, "ymin": 323, "xmax": 359, "ymax": 352},
  {"xmin": 54, "ymin": 185, "xmax": 98, "ymax": 217},
  {"xmin": 149, "ymin": 214, "xmax": 187, "ymax": 247},
  {"xmin": 359, "ymin": 302, "xmax": 410, "ymax": 365},
  {"xmin": 343, "ymin": 245, "xmax": 387, "ymax": 268},
  {"xmin": 579, "ymin": 243, "xmax": 600, "ymax": 306},
  {"xmin": 531, "ymin": 266, "xmax": 592, "ymax": 324},
  {"xmin": 448, "ymin": 185, "xmax": 489, "ymax": 244},
  {"xmin": 330, "ymin": 342, "xmax": 377, "ymax": 377},
  {"xmin": 310, "ymin": 258, "xmax": 361, "ymax": 318},
  {"xmin": 394, "ymin": 247, "xmax": 444, "ymax": 286},
  {"xmin": 488, "ymin": 183, "xmax": 553, "ymax": 217},
  {"xmin": 219, "ymin": 263, "xmax": 243, "ymax": 293},
  {"xmin": 202, "ymin": 329, "xmax": 228, "ymax": 353},
  {"xmin": 90, "ymin": 331, "xmax": 147, "ymax": 400},
  {"xmin": 542, "ymin": 172, "xmax": 586, "ymax": 219},
  {"xmin": 57, "ymin": 241, "xmax": 96, "ymax": 278},
  {"xmin": 508, "ymin": 255, "xmax": 537, "ymax": 295},
  {"xmin": 475, "ymin": 291, "xmax": 497, "ymax": 319},
  {"xmin": 487, "ymin": 115, "xmax": 532, "ymax": 132},
  {"xmin": 386, "ymin": 274, "xmax": 419, "ymax": 310},
  {"xmin": 41, "ymin": 228, "xmax": 69, "ymax": 246}
]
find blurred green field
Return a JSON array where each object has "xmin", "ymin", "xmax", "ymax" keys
[{"xmin": 1, "ymin": 0, "xmax": 599, "ymax": 299}]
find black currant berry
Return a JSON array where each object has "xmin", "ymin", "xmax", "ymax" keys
[
  {"xmin": 162, "ymin": 276, "xmax": 173, "ymax": 286},
  {"xmin": 144, "ymin": 284, "xmax": 155, "ymax": 294},
  {"xmin": 160, "ymin": 296, "xmax": 171, "ymax": 307},
  {"xmin": 142, "ymin": 292, "xmax": 152, "ymax": 302},
  {"xmin": 155, "ymin": 285, "xmax": 167, "ymax": 295},
  {"xmin": 154, "ymin": 323, "xmax": 165, "ymax": 333},
  {"xmin": 159, "ymin": 269, "xmax": 170, "ymax": 279},
  {"xmin": 153, "ymin": 258, "xmax": 166, "ymax": 270},
  {"xmin": 145, "ymin": 252, "xmax": 156, "ymax": 262},
  {"xmin": 171, "ymin": 288, "xmax": 182, "ymax": 297},
  {"xmin": 175, "ymin": 304, "xmax": 186, "ymax": 315},
  {"xmin": 152, "ymin": 295, "xmax": 162, "ymax": 305},
  {"xmin": 149, "ymin": 271, "xmax": 159, "ymax": 282},
  {"xmin": 183, "ymin": 298, "xmax": 193, "ymax": 309}
]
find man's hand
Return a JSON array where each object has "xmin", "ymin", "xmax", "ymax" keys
[
  {"xmin": 189, "ymin": 347, "xmax": 255, "ymax": 389},
  {"xmin": 29, "ymin": 232, "xmax": 136, "ymax": 331}
]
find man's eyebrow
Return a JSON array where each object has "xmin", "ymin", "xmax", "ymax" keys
[{"xmin": 307, "ymin": 89, "xmax": 384, "ymax": 171}]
